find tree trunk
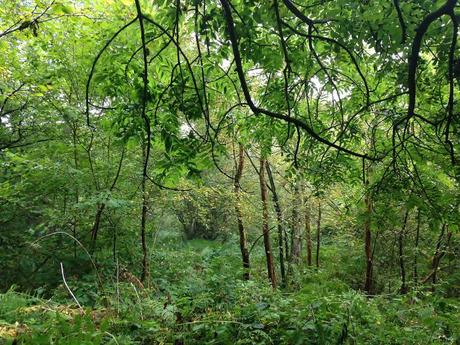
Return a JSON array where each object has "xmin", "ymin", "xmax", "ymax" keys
[
  {"xmin": 90, "ymin": 147, "xmax": 125, "ymax": 254},
  {"xmin": 413, "ymin": 209, "xmax": 421, "ymax": 285},
  {"xmin": 423, "ymin": 223, "xmax": 452, "ymax": 289},
  {"xmin": 363, "ymin": 175, "xmax": 373, "ymax": 294},
  {"xmin": 259, "ymin": 158, "xmax": 277, "ymax": 288},
  {"xmin": 90, "ymin": 203, "xmax": 106, "ymax": 252},
  {"xmin": 72, "ymin": 125, "xmax": 79, "ymax": 259},
  {"xmin": 140, "ymin": 144, "xmax": 149, "ymax": 283},
  {"xmin": 316, "ymin": 200, "xmax": 321, "ymax": 268},
  {"xmin": 399, "ymin": 209, "xmax": 409, "ymax": 294},
  {"xmin": 305, "ymin": 199, "xmax": 312, "ymax": 266},
  {"xmin": 266, "ymin": 162, "xmax": 286, "ymax": 287},
  {"xmin": 432, "ymin": 223, "xmax": 446, "ymax": 287},
  {"xmin": 234, "ymin": 143, "xmax": 250, "ymax": 280},
  {"xmin": 284, "ymin": 223, "xmax": 290, "ymax": 264},
  {"xmin": 290, "ymin": 180, "xmax": 302, "ymax": 263}
]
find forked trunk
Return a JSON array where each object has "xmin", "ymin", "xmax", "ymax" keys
[{"xmin": 422, "ymin": 223, "xmax": 452, "ymax": 289}]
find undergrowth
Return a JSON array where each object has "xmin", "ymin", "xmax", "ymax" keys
[{"xmin": 1, "ymin": 238, "xmax": 459, "ymax": 344}]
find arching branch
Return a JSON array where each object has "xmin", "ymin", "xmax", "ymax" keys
[{"xmin": 219, "ymin": 0, "xmax": 375, "ymax": 161}]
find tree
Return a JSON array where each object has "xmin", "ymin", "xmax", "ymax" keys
[
  {"xmin": 259, "ymin": 158, "xmax": 277, "ymax": 288},
  {"xmin": 234, "ymin": 142, "xmax": 250, "ymax": 280}
]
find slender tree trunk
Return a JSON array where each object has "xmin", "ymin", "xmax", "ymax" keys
[
  {"xmin": 90, "ymin": 203, "xmax": 106, "ymax": 252},
  {"xmin": 234, "ymin": 143, "xmax": 250, "ymax": 280},
  {"xmin": 305, "ymin": 199, "xmax": 312, "ymax": 266},
  {"xmin": 259, "ymin": 158, "xmax": 277, "ymax": 288},
  {"xmin": 290, "ymin": 180, "xmax": 302, "ymax": 263},
  {"xmin": 140, "ymin": 183, "xmax": 148, "ymax": 282},
  {"xmin": 134, "ymin": 0, "xmax": 152, "ymax": 284},
  {"xmin": 113, "ymin": 221, "xmax": 117, "ymax": 263},
  {"xmin": 90, "ymin": 147, "xmax": 125, "ymax": 254},
  {"xmin": 266, "ymin": 162, "xmax": 286, "ymax": 287},
  {"xmin": 423, "ymin": 223, "xmax": 452, "ymax": 289},
  {"xmin": 432, "ymin": 223, "xmax": 446, "ymax": 287},
  {"xmin": 362, "ymin": 132, "xmax": 378, "ymax": 295},
  {"xmin": 413, "ymin": 209, "xmax": 421, "ymax": 285},
  {"xmin": 72, "ymin": 125, "xmax": 79, "ymax": 259},
  {"xmin": 363, "ymin": 176, "xmax": 373, "ymax": 294},
  {"xmin": 315, "ymin": 200, "xmax": 321, "ymax": 268},
  {"xmin": 140, "ymin": 143, "xmax": 149, "ymax": 283},
  {"xmin": 284, "ymin": 224, "xmax": 290, "ymax": 264},
  {"xmin": 433, "ymin": 230, "xmax": 452, "ymax": 286},
  {"xmin": 399, "ymin": 209, "xmax": 409, "ymax": 294}
]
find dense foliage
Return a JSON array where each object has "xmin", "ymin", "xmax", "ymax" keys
[{"xmin": 1, "ymin": 0, "xmax": 460, "ymax": 344}]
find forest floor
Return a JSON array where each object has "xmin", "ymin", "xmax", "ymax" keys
[{"xmin": 1, "ymin": 237, "xmax": 460, "ymax": 344}]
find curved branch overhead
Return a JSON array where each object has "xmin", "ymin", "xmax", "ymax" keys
[
  {"xmin": 406, "ymin": 0, "xmax": 457, "ymax": 121},
  {"xmin": 79, "ymin": 0, "xmax": 459, "ymax": 170},
  {"xmin": 282, "ymin": 0, "xmax": 330, "ymax": 26},
  {"xmin": 219, "ymin": 0, "xmax": 375, "ymax": 161}
]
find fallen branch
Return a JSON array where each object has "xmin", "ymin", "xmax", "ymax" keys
[{"xmin": 60, "ymin": 262, "xmax": 83, "ymax": 313}]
